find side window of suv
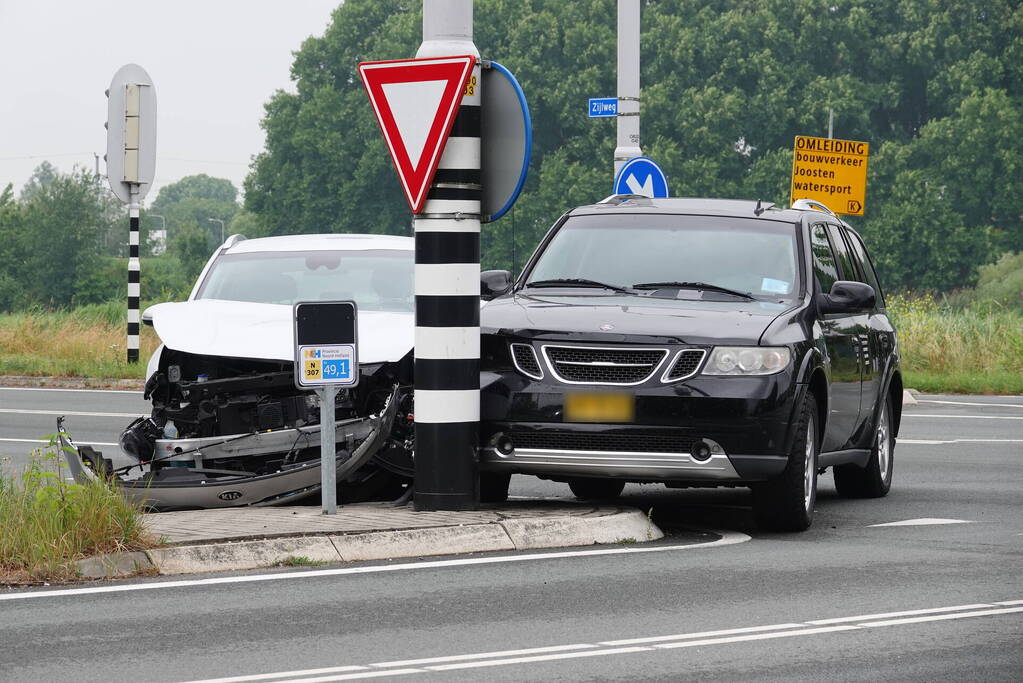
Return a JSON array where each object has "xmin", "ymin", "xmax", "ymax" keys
[
  {"xmin": 809, "ymin": 223, "xmax": 839, "ymax": 292},
  {"xmin": 845, "ymin": 230, "xmax": 886, "ymax": 309},
  {"xmin": 825, "ymin": 224, "xmax": 858, "ymax": 281}
]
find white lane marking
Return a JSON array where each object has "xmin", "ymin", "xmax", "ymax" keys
[
  {"xmin": 600, "ymin": 622, "xmax": 804, "ymax": 646},
  {"xmin": 183, "ymin": 667, "xmax": 369, "ymax": 683},
  {"xmin": 427, "ymin": 647, "xmax": 652, "ymax": 671},
  {"xmin": 370, "ymin": 643, "xmax": 594, "ymax": 668},
  {"xmin": 0, "ymin": 532, "xmax": 750, "ymax": 602},
  {"xmin": 653, "ymin": 624, "xmax": 860, "ymax": 650},
  {"xmin": 180, "ymin": 599, "xmax": 1022, "ymax": 683},
  {"xmin": 898, "ymin": 438, "xmax": 1023, "ymax": 445},
  {"xmin": 860, "ymin": 606, "xmax": 1023, "ymax": 628},
  {"xmin": 916, "ymin": 399, "xmax": 1023, "ymax": 409},
  {"xmin": 807, "ymin": 603, "xmax": 991, "ymax": 625},
  {"xmin": 868, "ymin": 518, "xmax": 973, "ymax": 527},
  {"xmin": 0, "ymin": 408, "xmax": 143, "ymax": 418},
  {"xmin": 902, "ymin": 413, "xmax": 1023, "ymax": 420},
  {"xmin": 0, "ymin": 386, "xmax": 141, "ymax": 394},
  {"xmin": 0, "ymin": 437, "xmax": 119, "ymax": 446}
]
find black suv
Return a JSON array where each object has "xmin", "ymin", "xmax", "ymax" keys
[{"xmin": 477, "ymin": 196, "xmax": 901, "ymax": 531}]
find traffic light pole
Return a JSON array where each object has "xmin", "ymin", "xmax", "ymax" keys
[{"xmin": 413, "ymin": 0, "xmax": 481, "ymax": 511}]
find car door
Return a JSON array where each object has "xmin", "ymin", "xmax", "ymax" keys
[
  {"xmin": 844, "ymin": 228, "xmax": 894, "ymax": 432},
  {"xmin": 809, "ymin": 222, "xmax": 861, "ymax": 452}
]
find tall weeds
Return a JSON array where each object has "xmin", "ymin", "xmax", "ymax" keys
[{"xmin": 0, "ymin": 436, "xmax": 153, "ymax": 582}]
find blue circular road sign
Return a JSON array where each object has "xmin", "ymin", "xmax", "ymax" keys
[{"xmin": 613, "ymin": 156, "xmax": 669, "ymax": 198}]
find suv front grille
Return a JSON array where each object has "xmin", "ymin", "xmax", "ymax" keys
[
  {"xmin": 543, "ymin": 346, "xmax": 668, "ymax": 385},
  {"xmin": 509, "ymin": 430, "xmax": 695, "ymax": 454},
  {"xmin": 663, "ymin": 349, "xmax": 707, "ymax": 381}
]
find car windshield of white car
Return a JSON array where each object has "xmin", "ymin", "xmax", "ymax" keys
[
  {"xmin": 526, "ymin": 215, "xmax": 800, "ymax": 301},
  {"xmin": 196, "ymin": 249, "xmax": 414, "ymax": 312}
]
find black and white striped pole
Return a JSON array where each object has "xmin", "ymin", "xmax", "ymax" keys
[
  {"xmin": 413, "ymin": 0, "xmax": 481, "ymax": 510},
  {"xmin": 127, "ymin": 191, "xmax": 141, "ymax": 363},
  {"xmin": 105, "ymin": 64, "xmax": 157, "ymax": 364}
]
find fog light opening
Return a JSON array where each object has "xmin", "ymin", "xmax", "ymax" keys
[
  {"xmin": 496, "ymin": 436, "xmax": 514, "ymax": 455},
  {"xmin": 691, "ymin": 440, "xmax": 713, "ymax": 462}
]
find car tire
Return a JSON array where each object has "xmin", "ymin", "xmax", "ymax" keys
[
  {"xmin": 480, "ymin": 472, "xmax": 511, "ymax": 503},
  {"xmin": 835, "ymin": 393, "xmax": 894, "ymax": 498},
  {"xmin": 568, "ymin": 478, "xmax": 626, "ymax": 500},
  {"xmin": 752, "ymin": 394, "xmax": 818, "ymax": 532}
]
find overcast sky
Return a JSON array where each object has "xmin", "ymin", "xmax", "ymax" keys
[{"xmin": 0, "ymin": 0, "xmax": 339, "ymax": 202}]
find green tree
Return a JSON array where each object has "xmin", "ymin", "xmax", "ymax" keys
[{"xmin": 243, "ymin": 0, "xmax": 1023, "ymax": 291}]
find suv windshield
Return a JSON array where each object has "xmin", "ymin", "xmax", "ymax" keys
[
  {"xmin": 196, "ymin": 249, "xmax": 414, "ymax": 312},
  {"xmin": 526, "ymin": 214, "xmax": 800, "ymax": 299}
]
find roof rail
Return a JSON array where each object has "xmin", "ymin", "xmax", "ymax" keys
[
  {"xmin": 791, "ymin": 199, "xmax": 836, "ymax": 216},
  {"xmin": 597, "ymin": 193, "xmax": 654, "ymax": 206},
  {"xmin": 222, "ymin": 233, "xmax": 248, "ymax": 248}
]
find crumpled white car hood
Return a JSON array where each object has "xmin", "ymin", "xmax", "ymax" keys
[{"xmin": 149, "ymin": 300, "xmax": 414, "ymax": 364}]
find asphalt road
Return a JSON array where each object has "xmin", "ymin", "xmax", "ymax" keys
[{"xmin": 1, "ymin": 388, "xmax": 1021, "ymax": 681}]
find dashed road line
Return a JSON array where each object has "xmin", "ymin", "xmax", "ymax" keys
[
  {"xmin": 898, "ymin": 438, "xmax": 1023, "ymax": 444},
  {"xmin": 902, "ymin": 413, "xmax": 1023, "ymax": 420},
  {"xmin": 916, "ymin": 399, "xmax": 1023, "ymax": 409},
  {"xmin": 0, "ymin": 437, "xmax": 119, "ymax": 446},
  {"xmin": 0, "ymin": 386, "xmax": 141, "ymax": 394}
]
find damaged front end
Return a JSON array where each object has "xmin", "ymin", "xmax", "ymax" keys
[{"xmin": 60, "ymin": 348, "xmax": 414, "ymax": 511}]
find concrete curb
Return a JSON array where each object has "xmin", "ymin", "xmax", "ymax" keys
[{"xmin": 77, "ymin": 508, "xmax": 663, "ymax": 579}]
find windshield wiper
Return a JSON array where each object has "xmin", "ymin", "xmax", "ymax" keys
[
  {"xmin": 527, "ymin": 278, "xmax": 634, "ymax": 294},
  {"xmin": 631, "ymin": 281, "xmax": 756, "ymax": 300}
]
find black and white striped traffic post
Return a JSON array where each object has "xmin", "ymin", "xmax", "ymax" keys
[
  {"xmin": 127, "ymin": 198, "xmax": 141, "ymax": 363},
  {"xmin": 413, "ymin": 0, "xmax": 481, "ymax": 511}
]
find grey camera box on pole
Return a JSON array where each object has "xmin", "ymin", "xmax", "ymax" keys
[
  {"xmin": 106, "ymin": 64, "xmax": 157, "ymax": 203},
  {"xmin": 106, "ymin": 63, "xmax": 157, "ymax": 364}
]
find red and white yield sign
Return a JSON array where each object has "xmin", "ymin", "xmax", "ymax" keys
[{"xmin": 358, "ymin": 55, "xmax": 475, "ymax": 213}]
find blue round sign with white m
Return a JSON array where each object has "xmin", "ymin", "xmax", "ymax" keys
[{"xmin": 613, "ymin": 156, "xmax": 670, "ymax": 198}]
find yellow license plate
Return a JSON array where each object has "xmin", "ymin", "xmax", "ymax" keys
[{"xmin": 564, "ymin": 392, "xmax": 635, "ymax": 423}]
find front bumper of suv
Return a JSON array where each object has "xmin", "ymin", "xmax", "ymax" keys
[{"xmin": 479, "ymin": 365, "xmax": 803, "ymax": 485}]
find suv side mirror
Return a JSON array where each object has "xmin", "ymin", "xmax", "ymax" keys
[
  {"xmin": 819, "ymin": 280, "xmax": 875, "ymax": 314},
  {"xmin": 481, "ymin": 270, "xmax": 513, "ymax": 300},
  {"xmin": 141, "ymin": 305, "xmax": 156, "ymax": 327}
]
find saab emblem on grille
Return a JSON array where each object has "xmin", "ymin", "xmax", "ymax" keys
[
  {"xmin": 599, "ymin": 323, "xmax": 615, "ymax": 331},
  {"xmin": 218, "ymin": 490, "xmax": 243, "ymax": 501}
]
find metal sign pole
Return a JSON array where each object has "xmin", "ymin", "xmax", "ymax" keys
[
  {"xmin": 319, "ymin": 385, "xmax": 338, "ymax": 514},
  {"xmin": 614, "ymin": 0, "xmax": 642, "ymax": 181},
  {"xmin": 414, "ymin": 0, "xmax": 481, "ymax": 511}
]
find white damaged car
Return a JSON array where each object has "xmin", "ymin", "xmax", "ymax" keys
[{"xmin": 61, "ymin": 234, "xmax": 416, "ymax": 510}]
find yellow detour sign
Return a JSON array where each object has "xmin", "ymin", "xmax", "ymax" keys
[{"xmin": 790, "ymin": 136, "xmax": 869, "ymax": 216}]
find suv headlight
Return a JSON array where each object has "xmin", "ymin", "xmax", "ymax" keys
[{"xmin": 702, "ymin": 347, "xmax": 791, "ymax": 375}]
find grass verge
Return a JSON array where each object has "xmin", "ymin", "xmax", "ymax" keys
[
  {"xmin": 1, "ymin": 297, "xmax": 1021, "ymax": 394},
  {"xmin": 0, "ymin": 436, "xmax": 156, "ymax": 584},
  {"xmin": 888, "ymin": 295, "xmax": 1023, "ymax": 394},
  {"xmin": 0, "ymin": 302, "xmax": 159, "ymax": 379}
]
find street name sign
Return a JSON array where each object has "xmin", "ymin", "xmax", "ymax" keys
[
  {"xmin": 613, "ymin": 156, "xmax": 669, "ymax": 198},
  {"xmin": 588, "ymin": 97, "xmax": 618, "ymax": 118},
  {"xmin": 358, "ymin": 55, "xmax": 475, "ymax": 213},
  {"xmin": 790, "ymin": 135, "xmax": 870, "ymax": 216}
]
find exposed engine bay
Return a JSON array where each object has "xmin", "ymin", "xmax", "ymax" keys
[{"xmin": 63, "ymin": 348, "xmax": 415, "ymax": 511}]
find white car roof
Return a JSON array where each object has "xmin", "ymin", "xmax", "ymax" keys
[{"xmin": 227, "ymin": 233, "xmax": 414, "ymax": 254}]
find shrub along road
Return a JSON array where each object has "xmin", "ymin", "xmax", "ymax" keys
[{"xmin": 1, "ymin": 389, "xmax": 1021, "ymax": 680}]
